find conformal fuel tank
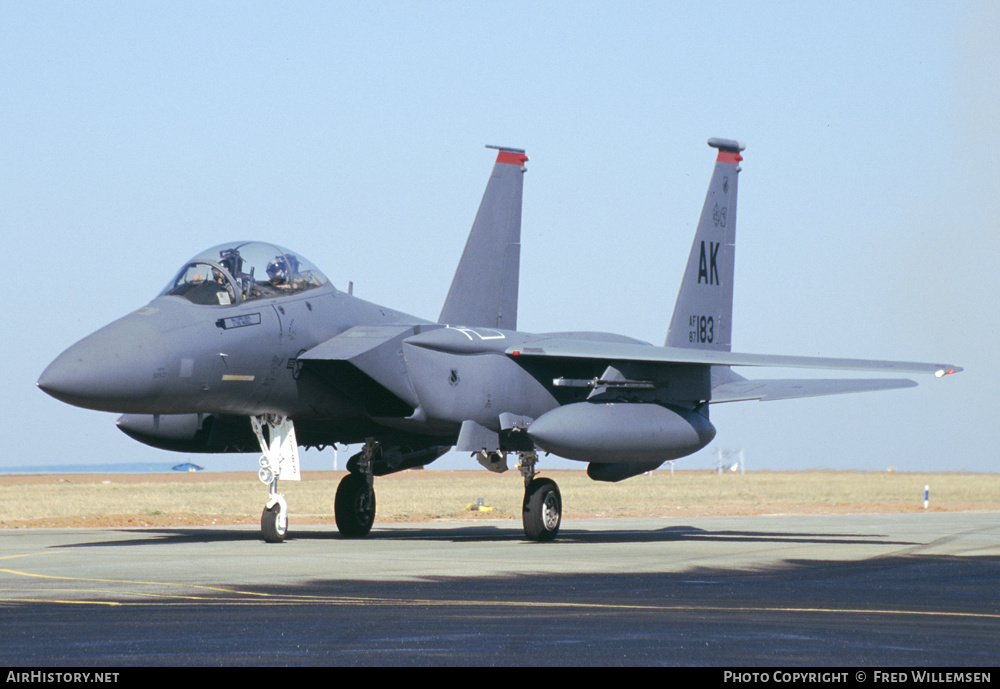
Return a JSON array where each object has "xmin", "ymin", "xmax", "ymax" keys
[{"xmin": 527, "ymin": 402, "xmax": 716, "ymax": 464}]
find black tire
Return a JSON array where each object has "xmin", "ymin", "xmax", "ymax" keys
[
  {"xmin": 261, "ymin": 503, "xmax": 287, "ymax": 543},
  {"xmin": 335, "ymin": 473, "xmax": 376, "ymax": 538},
  {"xmin": 522, "ymin": 477, "xmax": 561, "ymax": 541}
]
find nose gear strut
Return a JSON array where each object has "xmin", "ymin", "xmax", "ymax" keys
[{"xmin": 251, "ymin": 415, "xmax": 301, "ymax": 543}]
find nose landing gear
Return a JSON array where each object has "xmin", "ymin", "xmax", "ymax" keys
[
  {"xmin": 251, "ymin": 415, "xmax": 300, "ymax": 543},
  {"xmin": 261, "ymin": 493, "xmax": 288, "ymax": 543}
]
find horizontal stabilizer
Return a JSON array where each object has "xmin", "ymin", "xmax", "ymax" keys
[{"xmin": 711, "ymin": 377, "xmax": 918, "ymax": 403}]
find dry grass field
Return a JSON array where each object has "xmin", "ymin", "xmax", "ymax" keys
[{"xmin": 2, "ymin": 469, "xmax": 998, "ymax": 529}]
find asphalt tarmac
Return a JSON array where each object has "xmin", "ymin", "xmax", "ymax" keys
[{"xmin": 2, "ymin": 512, "xmax": 998, "ymax": 666}]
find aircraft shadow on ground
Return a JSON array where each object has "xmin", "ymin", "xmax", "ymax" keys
[
  {"xmin": 49, "ymin": 522, "xmax": 913, "ymax": 549},
  {"xmin": 237, "ymin": 553, "xmax": 1000, "ymax": 601},
  {"xmin": 7, "ymin": 554, "xmax": 997, "ymax": 667}
]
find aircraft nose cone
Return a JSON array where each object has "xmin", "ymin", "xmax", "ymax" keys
[{"xmin": 38, "ymin": 317, "xmax": 169, "ymax": 412}]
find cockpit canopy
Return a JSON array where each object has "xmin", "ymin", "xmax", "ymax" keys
[{"xmin": 161, "ymin": 241, "xmax": 330, "ymax": 306}]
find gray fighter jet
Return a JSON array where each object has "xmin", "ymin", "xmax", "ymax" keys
[{"xmin": 38, "ymin": 140, "xmax": 961, "ymax": 542}]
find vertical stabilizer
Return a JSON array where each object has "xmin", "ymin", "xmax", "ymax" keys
[
  {"xmin": 439, "ymin": 146, "xmax": 527, "ymax": 330},
  {"xmin": 665, "ymin": 138, "xmax": 744, "ymax": 351}
]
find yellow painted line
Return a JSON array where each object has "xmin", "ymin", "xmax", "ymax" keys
[
  {"xmin": 0, "ymin": 552, "xmax": 51, "ymax": 561},
  {"xmin": 4, "ymin": 570, "xmax": 997, "ymax": 620},
  {"xmin": 2, "ymin": 594, "xmax": 998, "ymax": 621},
  {"xmin": 221, "ymin": 374, "xmax": 255, "ymax": 381},
  {"xmin": 0, "ymin": 597, "xmax": 123, "ymax": 606},
  {"xmin": 2, "ymin": 568, "xmax": 393, "ymax": 605},
  {"xmin": 2, "ymin": 568, "xmax": 998, "ymax": 620},
  {"xmin": 1, "ymin": 568, "xmax": 271, "ymax": 597}
]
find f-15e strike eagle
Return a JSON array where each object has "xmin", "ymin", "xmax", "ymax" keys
[{"xmin": 38, "ymin": 139, "xmax": 961, "ymax": 542}]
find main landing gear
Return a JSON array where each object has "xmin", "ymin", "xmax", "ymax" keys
[
  {"xmin": 476, "ymin": 447, "xmax": 562, "ymax": 541},
  {"xmin": 518, "ymin": 450, "xmax": 562, "ymax": 541},
  {"xmin": 329, "ymin": 441, "xmax": 562, "ymax": 542},
  {"xmin": 335, "ymin": 439, "xmax": 378, "ymax": 538}
]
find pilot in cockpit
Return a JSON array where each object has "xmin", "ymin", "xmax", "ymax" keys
[
  {"xmin": 164, "ymin": 242, "xmax": 327, "ymax": 305},
  {"xmin": 218, "ymin": 249, "xmax": 247, "ymax": 293},
  {"xmin": 266, "ymin": 255, "xmax": 300, "ymax": 291}
]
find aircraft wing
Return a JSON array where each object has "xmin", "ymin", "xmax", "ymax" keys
[
  {"xmin": 709, "ymin": 377, "xmax": 918, "ymax": 402},
  {"xmin": 505, "ymin": 338, "xmax": 962, "ymax": 377}
]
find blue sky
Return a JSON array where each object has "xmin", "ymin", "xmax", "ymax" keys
[{"xmin": 4, "ymin": 2, "xmax": 996, "ymax": 473}]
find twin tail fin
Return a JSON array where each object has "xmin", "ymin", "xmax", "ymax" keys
[
  {"xmin": 665, "ymin": 138, "xmax": 745, "ymax": 352},
  {"xmin": 439, "ymin": 146, "xmax": 527, "ymax": 330}
]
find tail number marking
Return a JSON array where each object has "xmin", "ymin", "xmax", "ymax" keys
[{"xmin": 688, "ymin": 315, "xmax": 715, "ymax": 344}]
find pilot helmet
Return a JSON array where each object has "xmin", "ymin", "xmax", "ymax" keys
[
  {"xmin": 219, "ymin": 248, "xmax": 243, "ymax": 277},
  {"xmin": 266, "ymin": 257, "xmax": 289, "ymax": 282}
]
